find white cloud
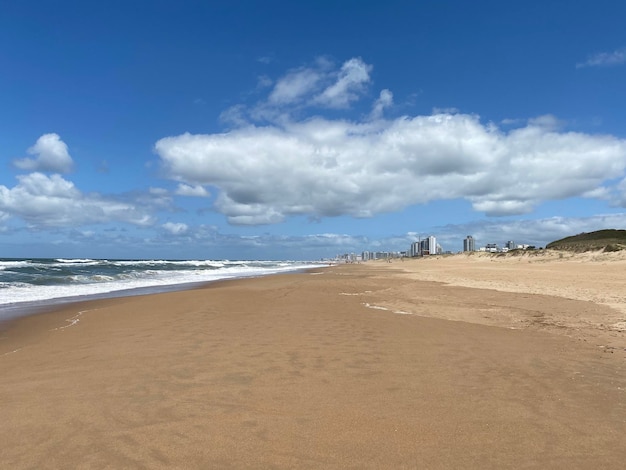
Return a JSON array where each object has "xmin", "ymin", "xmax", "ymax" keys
[
  {"xmin": 526, "ymin": 114, "xmax": 563, "ymax": 130},
  {"xmin": 219, "ymin": 104, "xmax": 249, "ymax": 127},
  {"xmin": 313, "ymin": 57, "xmax": 372, "ymax": 108},
  {"xmin": 0, "ymin": 173, "xmax": 156, "ymax": 227},
  {"xmin": 268, "ymin": 66, "xmax": 323, "ymax": 105},
  {"xmin": 577, "ymin": 47, "xmax": 626, "ymax": 68},
  {"xmin": 175, "ymin": 183, "xmax": 210, "ymax": 197},
  {"xmin": 13, "ymin": 133, "xmax": 74, "ymax": 173},
  {"xmin": 370, "ymin": 89, "xmax": 393, "ymax": 120},
  {"xmin": 241, "ymin": 57, "xmax": 375, "ymax": 123},
  {"xmin": 162, "ymin": 222, "xmax": 189, "ymax": 235},
  {"xmin": 500, "ymin": 118, "xmax": 523, "ymax": 126},
  {"xmin": 155, "ymin": 112, "xmax": 626, "ymax": 224}
]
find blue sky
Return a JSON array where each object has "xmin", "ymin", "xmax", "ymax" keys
[{"xmin": 1, "ymin": 0, "xmax": 626, "ymax": 260}]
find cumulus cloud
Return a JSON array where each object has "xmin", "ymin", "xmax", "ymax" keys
[
  {"xmin": 155, "ymin": 112, "xmax": 626, "ymax": 224},
  {"xmin": 13, "ymin": 133, "xmax": 74, "ymax": 173},
  {"xmin": 175, "ymin": 183, "xmax": 210, "ymax": 197},
  {"xmin": 0, "ymin": 173, "xmax": 156, "ymax": 227},
  {"xmin": 577, "ymin": 47, "xmax": 626, "ymax": 68},
  {"xmin": 152, "ymin": 57, "xmax": 626, "ymax": 228},
  {"xmin": 162, "ymin": 222, "xmax": 189, "ymax": 235}
]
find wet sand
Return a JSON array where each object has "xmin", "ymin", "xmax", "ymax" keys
[{"xmin": 1, "ymin": 256, "xmax": 625, "ymax": 468}]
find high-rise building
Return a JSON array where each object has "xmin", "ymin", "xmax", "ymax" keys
[
  {"xmin": 505, "ymin": 240, "xmax": 515, "ymax": 250},
  {"xmin": 410, "ymin": 236, "xmax": 439, "ymax": 256},
  {"xmin": 463, "ymin": 235, "xmax": 475, "ymax": 252},
  {"xmin": 427, "ymin": 236, "xmax": 436, "ymax": 255},
  {"xmin": 418, "ymin": 236, "xmax": 435, "ymax": 255}
]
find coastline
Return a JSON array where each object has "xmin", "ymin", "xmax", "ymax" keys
[
  {"xmin": 0, "ymin": 262, "xmax": 324, "ymax": 324},
  {"xmin": 2, "ymin": 259, "xmax": 626, "ymax": 468}
]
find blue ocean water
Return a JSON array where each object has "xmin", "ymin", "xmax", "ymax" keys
[{"xmin": 0, "ymin": 258, "xmax": 322, "ymax": 320}]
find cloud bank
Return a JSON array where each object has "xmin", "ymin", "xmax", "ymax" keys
[
  {"xmin": 156, "ymin": 57, "xmax": 626, "ymax": 225},
  {"xmin": 0, "ymin": 173, "xmax": 156, "ymax": 228},
  {"xmin": 4, "ymin": 57, "xmax": 626, "ymax": 259}
]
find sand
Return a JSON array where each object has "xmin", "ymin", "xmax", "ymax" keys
[
  {"xmin": 1, "ymin": 252, "xmax": 625, "ymax": 469},
  {"xmin": 376, "ymin": 250, "xmax": 626, "ymax": 344}
]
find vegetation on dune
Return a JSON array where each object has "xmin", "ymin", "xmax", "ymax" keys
[{"xmin": 546, "ymin": 229, "xmax": 626, "ymax": 252}]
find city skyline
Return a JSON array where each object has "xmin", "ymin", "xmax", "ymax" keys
[{"xmin": 337, "ymin": 233, "xmax": 536, "ymax": 262}]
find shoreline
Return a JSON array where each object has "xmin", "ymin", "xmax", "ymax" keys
[
  {"xmin": 0, "ymin": 265, "xmax": 324, "ymax": 325},
  {"xmin": 2, "ymin": 260, "xmax": 626, "ymax": 468}
]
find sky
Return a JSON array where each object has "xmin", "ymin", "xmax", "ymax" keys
[{"xmin": 1, "ymin": 0, "xmax": 626, "ymax": 260}]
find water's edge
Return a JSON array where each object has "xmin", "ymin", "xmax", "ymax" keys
[{"xmin": 0, "ymin": 266, "xmax": 322, "ymax": 324}]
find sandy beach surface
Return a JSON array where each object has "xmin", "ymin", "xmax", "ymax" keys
[{"xmin": 1, "ymin": 252, "xmax": 626, "ymax": 469}]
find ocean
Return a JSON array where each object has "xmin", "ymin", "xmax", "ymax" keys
[{"xmin": 0, "ymin": 257, "xmax": 322, "ymax": 321}]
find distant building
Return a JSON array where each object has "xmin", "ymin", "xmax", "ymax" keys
[
  {"xmin": 505, "ymin": 240, "xmax": 515, "ymax": 250},
  {"xmin": 418, "ymin": 236, "xmax": 437, "ymax": 255},
  {"xmin": 427, "ymin": 236, "xmax": 437, "ymax": 255},
  {"xmin": 408, "ymin": 236, "xmax": 438, "ymax": 257},
  {"xmin": 463, "ymin": 235, "xmax": 475, "ymax": 252},
  {"xmin": 409, "ymin": 242, "xmax": 418, "ymax": 257}
]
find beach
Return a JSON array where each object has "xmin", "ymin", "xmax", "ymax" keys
[{"xmin": 1, "ymin": 253, "xmax": 626, "ymax": 469}]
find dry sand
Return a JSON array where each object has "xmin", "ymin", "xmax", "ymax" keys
[
  {"xmin": 1, "ymin": 253, "xmax": 626, "ymax": 469},
  {"xmin": 377, "ymin": 250, "xmax": 626, "ymax": 344}
]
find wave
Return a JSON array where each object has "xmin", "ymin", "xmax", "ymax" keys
[
  {"xmin": 55, "ymin": 258, "xmax": 98, "ymax": 263},
  {"xmin": 0, "ymin": 260, "xmax": 34, "ymax": 270},
  {"xmin": 0, "ymin": 259, "xmax": 323, "ymax": 311}
]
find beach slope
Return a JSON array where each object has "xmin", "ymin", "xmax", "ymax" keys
[{"xmin": 1, "ymin": 260, "xmax": 625, "ymax": 468}]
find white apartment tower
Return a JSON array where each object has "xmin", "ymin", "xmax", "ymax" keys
[{"xmin": 427, "ymin": 236, "xmax": 437, "ymax": 255}]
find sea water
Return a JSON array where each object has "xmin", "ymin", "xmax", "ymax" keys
[{"xmin": 0, "ymin": 258, "xmax": 322, "ymax": 320}]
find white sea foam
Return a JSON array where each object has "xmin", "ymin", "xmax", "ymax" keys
[
  {"xmin": 56, "ymin": 258, "xmax": 97, "ymax": 263},
  {"xmin": 0, "ymin": 260, "xmax": 323, "ymax": 314},
  {"xmin": 363, "ymin": 303, "xmax": 390, "ymax": 311},
  {"xmin": 49, "ymin": 309, "xmax": 92, "ymax": 331},
  {"xmin": 0, "ymin": 261, "xmax": 32, "ymax": 270}
]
